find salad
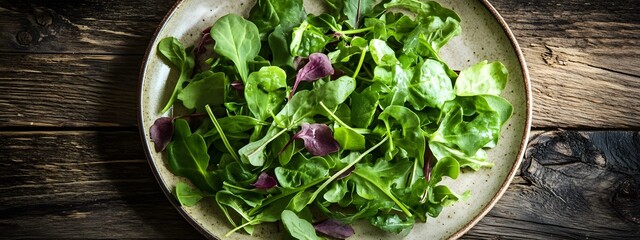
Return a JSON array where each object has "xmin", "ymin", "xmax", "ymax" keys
[{"xmin": 149, "ymin": 0, "xmax": 512, "ymax": 239}]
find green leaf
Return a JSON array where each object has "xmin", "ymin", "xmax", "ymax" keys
[
  {"xmin": 275, "ymin": 154, "xmax": 330, "ymax": 189},
  {"xmin": 281, "ymin": 210, "xmax": 321, "ymax": 240},
  {"xmin": 324, "ymin": 180, "xmax": 349, "ymax": 203},
  {"xmin": 247, "ymin": 0, "xmax": 280, "ymax": 37},
  {"xmin": 167, "ymin": 119, "xmax": 221, "ymax": 193},
  {"xmin": 351, "ymin": 159, "xmax": 413, "ymax": 216},
  {"xmin": 216, "ymin": 190, "xmax": 252, "ymax": 230},
  {"xmin": 454, "ymin": 60, "xmax": 509, "ymax": 96},
  {"xmin": 268, "ymin": 25, "xmax": 294, "ymax": 67},
  {"xmin": 343, "ymin": 0, "xmax": 376, "ymax": 29},
  {"xmin": 430, "ymin": 156, "xmax": 460, "ymax": 183},
  {"xmin": 157, "ymin": 37, "xmax": 195, "ymax": 113},
  {"xmin": 429, "ymin": 142, "xmax": 493, "ymax": 170},
  {"xmin": 334, "ymin": 127, "xmax": 366, "ymax": 151},
  {"xmin": 245, "ymin": 66, "xmax": 287, "ymax": 121},
  {"xmin": 350, "ymin": 86, "xmax": 380, "ymax": 128},
  {"xmin": 202, "ymin": 115, "xmax": 269, "ymax": 138},
  {"xmin": 174, "ymin": 181, "xmax": 204, "ymax": 207},
  {"xmin": 406, "ymin": 59, "xmax": 455, "ymax": 110},
  {"xmin": 370, "ymin": 214, "xmax": 414, "ymax": 234},
  {"xmin": 238, "ymin": 127, "xmax": 287, "ymax": 166},
  {"xmin": 290, "ymin": 21, "xmax": 332, "ymax": 57},
  {"xmin": 379, "ymin": 105, "xmax": 425, "ymax": 160},
  {"xmin": 177, "ymin": 72, "xmax": 225, "ymax": 112},
  {"xmin": 369, "ymin": 39, "xmax": 398, "ymax": 66},
  {"xmin": 211, "ymin": 14, "xmax": 261, "ymax": 82}
]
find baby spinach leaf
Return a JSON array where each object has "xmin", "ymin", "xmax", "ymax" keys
[
  {"xmin": 157, "ymin": 37, "xmax": 195, "ymax": 113},
  {"xmin": 406, "ymin": 59, "xmax": 455, "ymax": 110},
  {"xmin": 275, "ymin": 154, "xmax": 331, "ymax": 189},
  {"xmin": 150, "ymin": 117, "xmax": 174, "ymax": 152},
  {"xmin": 334, "ymin": 127, "xmax": 366, "ymax": 151},
  {"xmin": 167, "ymin": 119, "xmax": 221, "ymax": 193},
  {"xmin": 281, "ymin": 210, "xmax": 322, "ymax": 240},
  {"xmin": 313, "ymin": 219, "xmax": 355, "ymax": 239},
  {"xmin": 174, "ymin": 181, "xmax": 204, "ymax": 207},
  {"xmin": 370, "ymin": 214, "xmax": 414, "ymax": 234},
  {"xmin": 454, "ymin": 60, "xmax": 509, "ymax": 96},
  {"xmin": 369, "ymin": 39, "xmax": 398, "ymax": 66},
  {"xmin": 211, "ymin": 14, "xmax": 261, "ymax": 82},
  {"xmin": 245, "ymin": 66, "xmax": 287, "ymax": 122},
  {"xmin": 177, "ymin": 72, "xmax": 226, "ymax": 112},
  {"xmin": 350, "ymin": 86, "xmax": 379, "ymax": 128},
  {"xmin": 290, "ymin": 21, "xmax": 332, "ymax": 57}
]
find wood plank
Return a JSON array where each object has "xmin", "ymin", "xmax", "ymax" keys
[
  {"xmin": 491, "ymin": 0, "xmax": 640, "ymax": 128},
  {"xmin": 0, "ymin": 131, "xmax": 200, "ymax": 238},
  {"xmin": 1, "ymin": 130, "xmax": 639, "ymax": 238},
  {"xmin": 1, "ymin": 0, "xmax": 639, "ymax": 128},
  {"xmin": 0, "ymin": 54, "xmax": 140, "ymax": 127},
  {"xmin": 0, "ymin": 0, "xmax": 174, "ymax": 54}
]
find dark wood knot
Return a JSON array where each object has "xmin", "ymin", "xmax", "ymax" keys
[
  {"xmin": 35, "ymin": 10, "xmax": 53, "ymax": 27},
  {"xmin": 612, "ymin": 176, "xmax": 640, "ymax": 224},
  {"xmin": 16, "ymin": 31, "xmax": 33, "ymax": 46}
]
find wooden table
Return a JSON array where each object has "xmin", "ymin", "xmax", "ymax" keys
[{"xmin": 1, "ymin": 0, "xmax": 639, "ymax": 239}]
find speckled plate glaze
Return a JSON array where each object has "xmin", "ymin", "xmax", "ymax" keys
[{"xmin": 138, "ymin": 1, "xmax": 531, "ymax": 239}]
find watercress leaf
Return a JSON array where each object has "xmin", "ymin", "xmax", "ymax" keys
[
  {"xmin": 406, "ymin": 59, "xmax": 455, "ymax": 110},
  {"xmin": 281, "ymin": 210, "xmax": 321, "ymax": 240},
  {"xmin": 174, "ymin": 181, "xmax": 204, "ymax": 207},
  {"xmin": 177, "ymin": 72, "xmax": 226, "ymax": 112},
  {"xmin": 157, "ymin": 37, "xmax": 195, "ymax": 113},
  {"xmin": 454, "ymin": 60, "xmax": 509, "ymax": 96},
  {"xmin": 370, "ymin": 214, "xmax": 414, "ymax": 234},
  {"xmin": 211, "ymin": 14, "xmax": 261, "ymax": 82},
  {"xmin": 150, "ymin": 117, "xmax": 174, "ymax": 152},
  {"xmin": 245, "ymin": 66, "xmax": 287, "ymax": 121},
  {"xmin": 167, "ymin": 119, "xmax": 221, "ymax": 193},
  {"xmin": 313, "ymin": 219, "xmax": 355, "ymax": 239},
  {"xmin": 369, "ymin": 39, "xmax": 398, "ymax": 66},
  {"xmin": 334, "ymin": 127, "xmax": 366, "ymax": 151},
  {"xmin": 252, "ymin": 172, "xmax": 278, "ymax": 189},
  {"xmin": 350, "ymin": 86, "xmax": 379, "ymax": 128},
  {"xmin": 291, "ymin": 53, "xmax": 334, "ymax": 98},
  {"xmin": 290, "ymin": 21, "xmax": 332, "ymax": 57},
  {"xmin": 343, "ymin": 0, "xmax": 376, "ymax": 29},
  {"xmin": 275, "ymin": 154, "xmax": 330, "ymax": 189}
]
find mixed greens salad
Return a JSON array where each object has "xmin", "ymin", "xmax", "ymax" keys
[{"xmin": 149, "ymin": 0, "xmax": 512, "ymax": 238}]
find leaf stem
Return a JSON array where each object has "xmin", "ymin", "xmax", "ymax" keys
[
  {"xmin": 319, "ymin": 101, "xmax": 356, "ymax": 132},
  {"xmin": 160, "ymin": 74, "xmax": 187, "ymax": 113},
  {"xmin": 248, "ymin": 177, "xmax": 327, "ymax": 216},
  {"xmin": 205, "ymin": 105, "xmax": 240, "ymax": 162},
  {"xmin": 336, "ymin": 26, "xmax": 374, "ymax": 35},
  {"xmin": 225, "ymin": 219, "xmax": 259, "ymax": 237},
  {"xmin": 352, "ymin": 48, "xmax": 368, "ymax": 79},
  {"xmin": 307, "ymin": 136, "xmax": 389, "ymax": 204},
  {"xmin": 352, "ymin": 170, "xmax": 413, "ymax": 217}
]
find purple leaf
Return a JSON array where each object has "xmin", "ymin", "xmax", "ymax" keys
[
  {"xmin": 289, "ymin": 53, "xmax": 334, "ymax": 99},
  {"xmin": 150, "ymin": 117, "xmax": 174, "ymax": 152},
  {"xmin": 313, "ymin": 219, "xmax": 355, "ymax": 239},
  {"xmin": 193, "ymin": 27, "xmax": 214, "ymax": 74},
  {"xmin": 231, "ymin": 80, "xmax": 244, "ymax": 90},
  {"xmin": 252, "ymin": 172, "xmax": 277, "ymax": 189},
  {"xmin": 293, "ymin": 123, "xmax": 340, "ymax": 156}
]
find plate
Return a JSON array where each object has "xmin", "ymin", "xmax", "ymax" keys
[{"xmin": 138, "ymin": 0, "xmax": 531, "ymax": 239}]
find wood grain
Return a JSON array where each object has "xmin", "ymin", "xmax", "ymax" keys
[
  {"xmin": 0, "ymin": 0, "xmax": 639, "ymax": 128},
  {"xmin": 1, "ymin": 131, "xmax": 638, "ymax": 239}
]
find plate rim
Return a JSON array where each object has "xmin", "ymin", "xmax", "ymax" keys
[{"xmin": 137, "ymin": 1, "xmax": 532, "ymax": 239}]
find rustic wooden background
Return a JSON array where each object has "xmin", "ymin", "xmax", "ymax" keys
[{"xmin": 1, "ymin": 0, "xmax": 639, "ymax": 239}]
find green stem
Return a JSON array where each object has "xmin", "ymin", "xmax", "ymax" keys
[
  {"xmin": 307, "ymin": 136, "xmax": 389, "ymax": 205},
  {"xmin": 160, "ymin": 74, "xmax": 187, "ymax": 113},
  {"xmin": 352, "ymin": 48, "xmax": 368, "ymax": 79},
  {"xmin": 319, "ymin": 101, "xmax": 356, "ymax": 132},
  {"xmin": 352, "ymin": 170, "xmax": 413, "ymax": 217},
  {"xmin": 245, "ymin": 128, "xmax": 288, "ymax": 162},
  {"xmin": 205, "ymin": 105, "xmax": 240, "ymax": 162},
  {"xmin": 336, "ymin": 26, "xmax": 374, "ymax": 35},
  {"xmin": 225, "ymin": 219, "xmax": 259, "ymax": 237}
]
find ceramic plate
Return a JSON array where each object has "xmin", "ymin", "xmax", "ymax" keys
[{"xmin": 138, "ymin": 0, "xmax": 531, "ymax": 239}]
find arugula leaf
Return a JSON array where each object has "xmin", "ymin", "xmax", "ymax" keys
[
  {"xmin": 211, "ymin": 14, "xmax": 261, "ymax": 82},
  {"xmin": 167, "ymin": 119, "xmax": 221, "ymax": 193},
  {"xmin": 157, "ymin": 37, "xmax": 195, "ymax": 113}
]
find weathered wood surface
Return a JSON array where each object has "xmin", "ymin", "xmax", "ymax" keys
[
  {"xmin": 1, "ymin": 131, "xmax": 638, "ymax": 239},
  {"xmin": 0, "ymin": 0, "xmax": 639, "ymax": 128}
]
